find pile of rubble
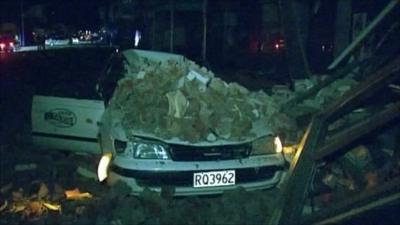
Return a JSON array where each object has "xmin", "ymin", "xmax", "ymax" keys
[
  {"xmin": 310, "ymin": 139, "xmax": 400, "ymax": 210},
  {"xmin": 108, "ymin": 50, "xmax": 362, "ymax": 144},
  {"xmin": 271, "ymin": 75, "xmax": 359, "ymax": 119},
  {"xmin": 110, "ymin": 50, "xmax": 295, "ymax": 144}
]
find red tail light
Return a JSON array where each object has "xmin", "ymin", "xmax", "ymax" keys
[{"xmin": 0, "ymin": 43, "xmax": 5, "ymax": 49}]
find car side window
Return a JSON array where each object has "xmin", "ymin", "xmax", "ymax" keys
[
  {"xmin": 30, "ymin": 51, "xmax": 103, "ymax": 100},
  {"xmin": 97, "ymin": 53, "xmax": 125, "ymax": 103}
]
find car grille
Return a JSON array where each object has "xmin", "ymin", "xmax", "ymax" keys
[
  {"xmin": 169, "ymin": 144, "xmax": 251, "ymax": 161},
  {"xmin": 111, "ymin": 165, "xmax": 282, "ymax": 187}
]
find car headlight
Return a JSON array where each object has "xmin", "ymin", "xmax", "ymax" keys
[
  {"xmin": 132, "ymin": 142, "xmax": 170, "ymax": 160},
  {"xmin": 98, "ymin": 153, "xmax": 112, "ymax": 182},
  {"xmin": 274, "ymin": 136, "xmax": 283, "ymax": 153},
  {"xmin": 251, "ymin": 136, "xmax": 282, "ymax": 155}
]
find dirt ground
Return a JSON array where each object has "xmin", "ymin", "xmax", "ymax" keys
[{"xmin": 0, "ymin": 142, "xmax": 280, "ymax": 225}]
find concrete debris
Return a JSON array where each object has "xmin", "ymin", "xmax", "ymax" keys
[
  {"xmin": 22, "ymin": 201, "xmax": 46, "ymax": 219},
  {"xmin": 37, "ymin": 183, "xmax": 49, "ymax": 200},
  {"xmin": 338, "ymin": 145, "xmax": 381, "ymax": 188},
  {"xmin": 2, "ymin": 182, "xmax": 62, "ymax": 221},
  {"xmin": 271, "ymin": 85, "xmax": 293, "ymax": 103},
  {"xmin": 0, "ymin": 183, "xmax": 13, "ymax": 194},
  {"xmin": 343, "ymin": 145, "xmax": 374, "ymax": 172},
  {"xmin": 112, "ymin": 50, "xmax": 360, "ymax": 144},
  {"xmin": 165, "ymin": 90, "xmax": 188, "ymax": 118},
  {"xmin": 294, "ymin": 78, "xmax": 317, "ymax": 93},
  {"xmin": 110, "ymin": 50, "xmax": 293, "ymax": 144},
  {"xmin": 311, "ymin": 128, "xmax": 400, "ymax": 210},
  {"xmin": 14, "ymin": 163, "xmax": 38, "ymax": 172},
  {"xmin": 315, "ymin": 77, "xmax": 358, "ymax": 106},
  {"xmin": 328, "ymin": 108, "xmax": 370, "ymax": 132},
  {"xmin": 277, "ymin": 75, "xmax": 359, "ymax": 118},
  {"xmin": 187, "ymin": 69, "xmax": 210, "ymax": 85},
  {"xmin": 0, "ymin": 200, "xmax": 8, "ymax": 212}
]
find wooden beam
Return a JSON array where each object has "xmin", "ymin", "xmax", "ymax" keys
[
  {"xmin": 321, "ymin": 56, "xmax": 400, "ymax": 122},
  {"xmin": 315, "ymin": 102, "xmax": 400, "ymax": 160},
  {"xmin": 268, "ymin": 117, "xmax": 326, "ymax": 225}
]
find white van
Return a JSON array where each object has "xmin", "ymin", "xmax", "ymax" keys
[{"xmin": 31, "ymin": 49, "xmax": 285, "ymax": 195}]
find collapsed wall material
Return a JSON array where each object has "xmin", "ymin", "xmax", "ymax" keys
[{"xmin": 109, "ymin": 50, "xmax": 289, "ymax": 144}]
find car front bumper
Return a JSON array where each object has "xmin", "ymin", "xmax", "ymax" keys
[{"xmin": 107, "ymin": 154, "xmax": 285, "ymax": 196}]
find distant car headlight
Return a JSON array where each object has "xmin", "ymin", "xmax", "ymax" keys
[
  {"xmin": 251, "ymin": 136, "xmax": 282, "ymax": 155},
  {"xmin": 133, "ymin": 142, "xmax": 170, "ymax": 160}
]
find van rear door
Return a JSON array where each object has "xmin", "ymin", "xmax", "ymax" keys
[{"xmin": 31, "ymin": 95, "xmax": 105, "ymax": 154}]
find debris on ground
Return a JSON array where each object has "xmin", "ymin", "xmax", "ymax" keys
[
  {"xmin": 0, "ymin": 146, "xmax": 282, "ymax": 225},
  {"xmin": 0, "ymin": 120, "xmax": 294, "ymax": 225},
  {"xmin": 14, "ymin": 163, "xmax": 38, "ymax": 172},
  {"xmin": 1, "ymin": 182, "xmax": 62, "ymax": 221},
  {"xmin": 65, "ymin": 188, "xmax": 93, "ymax": 200},
  {"xmin": 310, "ymin": 133, "xmax": 400, "ymax": 211},
  {"xmin": 275, "ymin": 75, "xmax": 359, "ymax": 119}
]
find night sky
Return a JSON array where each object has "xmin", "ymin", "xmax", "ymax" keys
[{"xmin": 1, "ymin": 0, "xmax": 104, "ymax": 29}]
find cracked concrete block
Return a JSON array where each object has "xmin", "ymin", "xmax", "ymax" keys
[
  {"xmin": 198, "ymin": 101, "xmax": 212, "ymax": 126},
  {"xmin": 228, "ymin": 82, "xmax": 250, "ymax": 96},
  {"xmin": 186, "ymin": 70, "xmax": 210, "ymax": 84},
  {"xmin": 231, "ymin": 117, "xmax": 253, "ymax": 138},
  {"xmin": 294, "ymin": 78, "xmax": 316, "ymax": 92},
  {"xmin": 214, "ymin": 118, "xmax": 234, "ymax": 139},
  {"xmin": 209, "ymin": 78, "xmax": 228, "ymax": 96},
  {"xmin": 165, "ymin": 90, "xmax": 188, "ymax": 119}
]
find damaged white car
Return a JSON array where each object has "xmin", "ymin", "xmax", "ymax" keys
[{"xmin": 31, "ymin": 49, "xmax": 287, "ymax": 195}]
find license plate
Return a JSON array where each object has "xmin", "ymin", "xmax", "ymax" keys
[{"xmin": 193, "ymin": 170, "xmax": 235, "ymax": 188}]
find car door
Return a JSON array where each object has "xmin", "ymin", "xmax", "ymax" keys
[{"xmin": 31, "ymin": 95, "xmax": 105, "ymax": 154}]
